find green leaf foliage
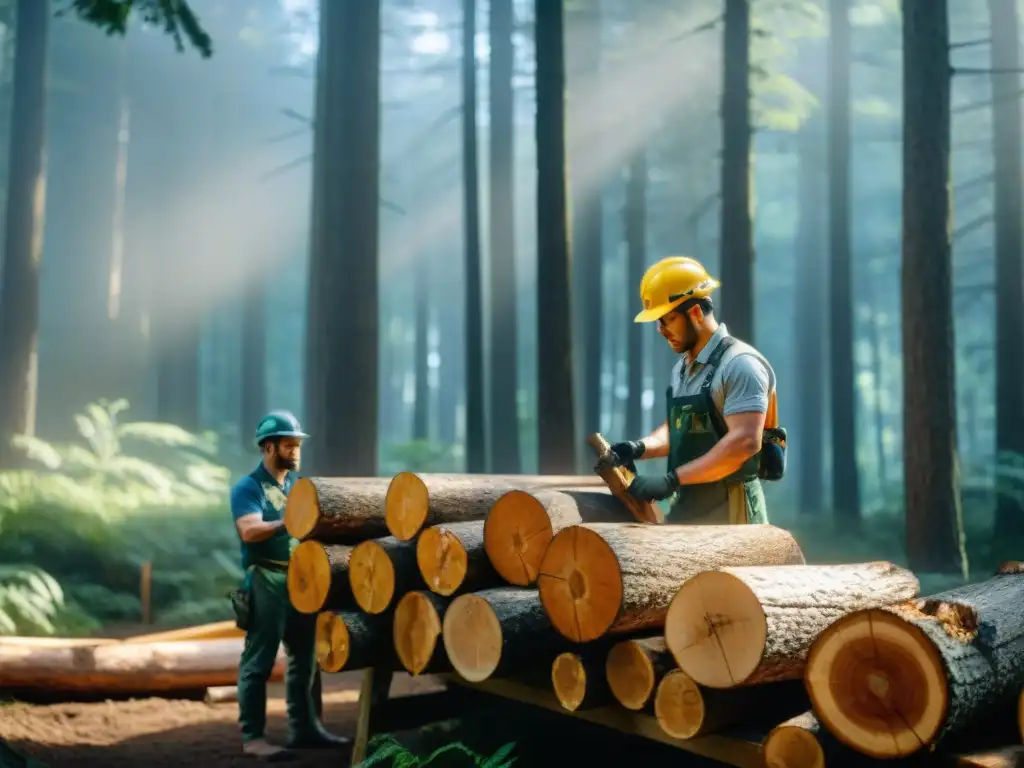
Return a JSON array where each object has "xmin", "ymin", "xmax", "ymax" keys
[
  {"xmin": 358, "ymin": 734, "xmax": 518, "ymax": 768},
  {"xmin": 56, "ymin": 0, "xmax": 213, "ymax": 57}
]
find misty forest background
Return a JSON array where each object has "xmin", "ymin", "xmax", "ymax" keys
[{"xmin": 0, "ymin": 0, "xmax": 1020, "ymax": 636}]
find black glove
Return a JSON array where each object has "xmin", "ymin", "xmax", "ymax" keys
[
  {"xmin": 595, "ymin": 440, "xmax": 646, "ymax": 474},
  {"xmin": 627, "ymin": 472, "xmax": 680, "ymax": 502}
]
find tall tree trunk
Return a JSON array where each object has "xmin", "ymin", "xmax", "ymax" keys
[
  {"xmin": 866, "ymin": 288, "xmax": 890, "ymax": 495},
  {"xmin": 901, "ymin": 0, "xmax": 966, "ymax": 576},
  {"xmin": 624, "ymin": 150, "xmax": 647, "ymax": 440},
  {"xmin": 240, "ymin": 279, "xmax": 266, "ymax": 444},
  {"xmin": 718, "ymin": 0, "xmax": 753, "ymax": 341},
  {"xmin": 793, "ymin": 61, "xmax": 826, "ymax": 517},
  {"xmin": 828, "ymin": 0, "xmax": 861, "ymax": 526},
  {"xmin": 535, "ymin": 0, "xmax": 577, "ymax": 473},
  {"xmin": 413, "ymin": 254, "xmax": 430, "ymax": 442},
  {"xmin": 0, "ymin": 0, "xmax": 48, "ymax": 457},
  {"xmin": 462, "ymin": 0, "xmax": 485, "ymax": 472},
  {"xmin": 487, "ymin": 0, "xmax": 521, "ymax": 472},
  {"xmin": 305, "ymin": 0, "xmax": 381, "ymax": 475},
  {"xmin": 988, "ymin": 0, "xmax": 1024, "ymax": 537}
]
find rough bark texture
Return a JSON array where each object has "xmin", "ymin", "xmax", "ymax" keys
[
  {"xmin": 669, "ymin": 562, "xmax": 920, "ymax": 686},
  {"xmin": 538, "ymin": 523, "xmax": 805, "ymax": 640},
  {"xmin": 0, "ymin": 638, "xmax": 284, "ymax": 693},
  {"xmin": 418, "ymin": 520, "xmax": 500, "ymax": 596},
  {"xmin": 284, "ymin": 477, "xmax": 392, "ymax": 542},
  {"xmin": 350, "ymin": 536, "xmax": 423, "ymax": 613},
  {"xmin": 901, "ymin": 0, "xmax": 965, "ymax": 574},
  {"xmin": 318, "ymin": 610, "xmax": 396, "ymax": 673}
]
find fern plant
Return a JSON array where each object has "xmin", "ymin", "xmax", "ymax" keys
[
  {"xmin": 0, "ymin": 565, "xmax": 64, "ymax": 635},
  {"xmin": 358, "ymin": 734, "xmax": 516, "ymax": 768}
]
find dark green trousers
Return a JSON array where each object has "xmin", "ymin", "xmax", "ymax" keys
[{"xmin": 238, "ymin": 567, "xmax": 319, "ymax": 742}]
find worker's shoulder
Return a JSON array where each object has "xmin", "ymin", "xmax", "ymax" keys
[
  {"xmin": 230, "ymin": 472, "xmax": 264, "ymax": 502},
  {"xmin": 718, "ymin": 338, "xmax": 775, "ymax": 381}
]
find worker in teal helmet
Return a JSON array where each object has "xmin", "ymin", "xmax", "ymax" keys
[{"xmin": 230, "ymin": 411, "xmax": 348, "ymax": 760}]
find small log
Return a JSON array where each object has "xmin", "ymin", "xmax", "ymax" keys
[
  {"xmin": 805, "ymin": 574, "xmax": 1024, "ymax": 759},
  {"xmin": 122, "ymin": 621, "xmax": 242, "ymax": 644},
  {"xmin": 393, "ymin": 591, "xmax": 451, "ymax": 675},
  {"xmin": 441, "ymin": 586, "xmax": 571, "ymax": 682},
  {"xmin": 383, "ymin": 472, "xmax": 602, "ymax": 541},
  {"xmin": 287, "ymin": 540, "xmax": 355, "ymax": 614},
  {"xmin": 416, "ymin": 521, "xmax": 499, "ymax": 597},
  {"xmin": 315, "ymin": 610, "xmax": 394, "ymax": 673},
  {"xmin": 0, "ymin": 637, "xmax": 284, "ymax": 693},
  {"xmin": 204, "ymin": 685, "xmax": 238, "ymax": 705},
  {"xmin": 586, "ymin": 433, "xmax": 663, "ymax": 524},
  {"xmin": 665, "ymin": 561, "xmax": 920, "ymax": 688},
  {"xmin": 654, "ymin": 669, "xmax": 807, "ymax": 740},
  {"xmin": 551, "ymin": 649, "xmax": 611, "ymax": 712},
  {"xmin": 1019, "ymin": 688, "xmax": 1024, "ymax": 743},
  {"xmin": 348, "ymin": 536, "xmax": 422, "ymax": 614},
  {"xmin": 537, "ymin": 523, "xmax": 805, "ymax": 642},
  {"xmin": 483, "ymin": 487, "xmax": 629, "ymax": 586},
  {"xmin": 997, "ymin": 561, "xmax": 1024, "ymax": 575},
  {"xmin": 605, "ymin": 635, "xmax": 674, "ymax": 711},
  {"xmin": 284, "ymin": 476, "xmax": 394, "ymax": 542},
  {"xmin": 954, "ymin": 746, "xmax": 1024, "ymax": 768}
]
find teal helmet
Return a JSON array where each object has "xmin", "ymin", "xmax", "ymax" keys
[{"xmin": 255, "ymin": 410, "xmax": 309, "ymax": 447}]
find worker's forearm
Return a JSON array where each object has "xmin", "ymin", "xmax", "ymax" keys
[
  {"xmin": 639, "ymin": 422, "xmax": 670, "ymax": 459},
  {"xmin": 674, "ymin": 432, "xmax": 760, "ymax": 485},
  {"xmin": 241, "ymin": 519, "xmax": 286, "ymax": 543}
]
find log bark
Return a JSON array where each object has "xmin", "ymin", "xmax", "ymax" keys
[
  {"xmin": 416, "ymin": 521, "xmax": 499, "ymax": 597},
  {"xmin": 804, "ymin": 574, "xmax": 1024, "ymax": 758},
  {"xmin": 315, "ymin": 610, "xmax": 395, "ymax": 673},
  {"xmin": 348, "ymin": 536, "xmax": 423, "ymax": 614},
  {"xmin": 204, "ymin": 685, "xmax": 238, "ymax": 705},
  {"xmin": 393, "ymin": 590, "xmax": 451, "ymax": 675},
  {"xmin": 654, "ymin": 669, "xmax": 807, "ymax": 740},
  {"xmin": 0, "ymin": 637, "xmax": 284, "ymax": 693},
  {"xmin": 121, "ymin": 621, "xmax": 242, "ymax": 644},
  {"xmin": 665, "ymin": 561, "xmax": 920, "ymax": 688},
  {"xmin": 586, "ymin": 433, "xmax": 663, "ymax": 524},
  {"xmin": 551, "ymin": 648, "xmax": 611, "ymax": 712},
  {"xmin": 441, "ymin": 586, "xmax": 572, "ymax": 682},
  {"xmin": 383, "ymin": 472, "xmax": 603, "ymax": 541},
  {"xmin": 605, "ymin": 635, "xmax": 674, "ymax": 711},
  {"xmin": 537, "ymin": 523, "xmax": 805, "ymax": 642},
  {"xmin": 283, "ymin": 476, "xmax": 394, "ymax": 543},
  {"xmin": 483, "ymin": 487, "xmax": 629, "ymax": 586},
  {"xmin": 288, "ymin": 540, "xmax": 355, "ymax": 614}
]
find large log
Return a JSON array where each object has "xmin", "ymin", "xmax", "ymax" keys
[
  {"xmin": 665, "ymin": 562, "xmax": 920, "ymax": 688},
  {"xmin": 441, "ymin": 586, "xmax": 572, "ymax": 682},
  {"xmin": 348, "ymin": 536, "xmax": 423, "ymax": 614},
  {"xmin": 605, "ymin": 635, "xmax": 674, "ymax": 711},
  {"xmin": 537, "ymin": 523, "xmax": 805, "ymax": 642},
  {"xmin": 804, "ymin": 574, "xmax": 1024, "ymax": 759},
  {"xmin": 654, "ymin": 669, "xmax": 807, "ymax": 740},
  {"xmin": 483, "ymin": 487, "xmax": 630, "ymax": 586},
  {"xmin": 383, "ymin": 472, "xmax": 604, "ymax": 541},
  {"xmin": 551, "ymin": 648, "xmax": 611, "ymax": 712},
  {"xmin": 0, "ymin": 637, "xmax": 284, "ymax": 693},
  {"xmin": 416, "ymin": 521, "xmax": 499, "ymax": 597},
  {"xmin": 284, "ymin": 476, "xmax": 393, "ymax": 542},
  {"xmin": 585, "ymin": 433, "xmax": 663, "ymax": 524},
  {"xmin": 393, "ymin": 591, "xmax": 451, "ymax": 675},
  {"xmin": 315, "ymin": 610, "xmax": 394, "ymax": 673},
  {"xmin": 287, "ymin": 540, "xmax": 355, "ymax": 614}
]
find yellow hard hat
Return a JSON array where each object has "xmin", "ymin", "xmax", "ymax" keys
[{"xmin": 634, "ymin": 256, "xmax": 720, "ymax": 323}]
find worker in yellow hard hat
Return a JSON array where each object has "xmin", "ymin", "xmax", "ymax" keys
[{"xmin": 597, "ymin": 257, "xmax": 786, "ymax": 525}]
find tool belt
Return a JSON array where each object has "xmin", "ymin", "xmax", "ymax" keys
[{"xmin": 226, "ymin": 559, "xmax": 289, "ymax": 631}]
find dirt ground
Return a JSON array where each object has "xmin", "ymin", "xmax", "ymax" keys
[{"xmin": 0, "ymin": 673, "xmax": 442, "ymax": 768}]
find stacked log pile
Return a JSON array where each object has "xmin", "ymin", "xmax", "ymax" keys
[{"xmin": 289, "ymin": 461, "xmax": 1024, "ymax": 768}]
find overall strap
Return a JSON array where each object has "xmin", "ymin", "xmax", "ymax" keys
[{"xmin": 700, "ymin": 337, "xmax": 737, "ymax": 435}]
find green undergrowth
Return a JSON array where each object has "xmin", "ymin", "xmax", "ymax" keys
[{"xmin": 358, "ymin": 735, "xmax": 516, "ymax": 768}]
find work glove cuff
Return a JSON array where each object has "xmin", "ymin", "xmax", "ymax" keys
[{"xmin": 630, "ymin": 440, "xmax": 647, "ymax": 459}]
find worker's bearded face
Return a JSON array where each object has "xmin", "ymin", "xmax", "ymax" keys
[
  {"xmin": 271, "ymin": 438, "xmax": 302, "ymax": 472},
  {"xmin": 658, "ymin": 310, "xmax": 698, "ymax": 354}
]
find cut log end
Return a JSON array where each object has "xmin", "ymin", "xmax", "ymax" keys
[
  {"xmin": 349, "ymin": 540, "xmax": 396, "ymax": 614},
  {"xmin": 1018, "ymin": 689, "xmax": 1024, "ymax": 743},
  {"xmin": 315, "ymin": 612, "xmax": 350, "ymax": 673},
  {"xmin": 653, "ymin": 669, "xmax": 713, "ymax": 740},
  {"xmin": 805, "ymin": 608, "xmax": 947, "ymax": 759},
  {"xmin": 551, "ymin": 652, "xmax": 590, "ymax": 712},
  {"xmin": 483, "ymin": 490, "xmax": 556, "ymax": 586},
  {"xmin": 283, "ymin": 477, "xmax": 320, "ymax": 540},
  {"xmin": 537, "ymin": 525, "xmax": 623, "ymax": 642},
  {"xmin": 441, "ymin": 593, "xmax": 502, "ymax": 683},
  {"xmin": 763, "ymin": 719, "xmax": 825, "ymax": 768},
  {"xmin": 605, "ymin": 639, "xmax": 657, "ymax": 710},
  {"xmin": 416, "ymin": 526, "xmax": 468, "ymax": 597},
  {"xmin": 384, "ymin": 471, "xmax": 430, "ymax": 541},
  {"xmin": 664, "ymin": 569, "xmax": 768, "ymax": 688},
  {"xmin": 288, "ymin": 540, "xmax": 333, "ymax": 614},
  {"xmin": 393, "ymin": 591, "xmax": 444, "ymax": 676}
]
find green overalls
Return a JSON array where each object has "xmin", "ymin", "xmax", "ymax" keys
[
  {"xmin": 665, "ymin": 337, "xmax": 769, "ymax": 525},
  {"xmin": 233, "ymin": 468, "xmax": 321, "ymax": 743}
]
